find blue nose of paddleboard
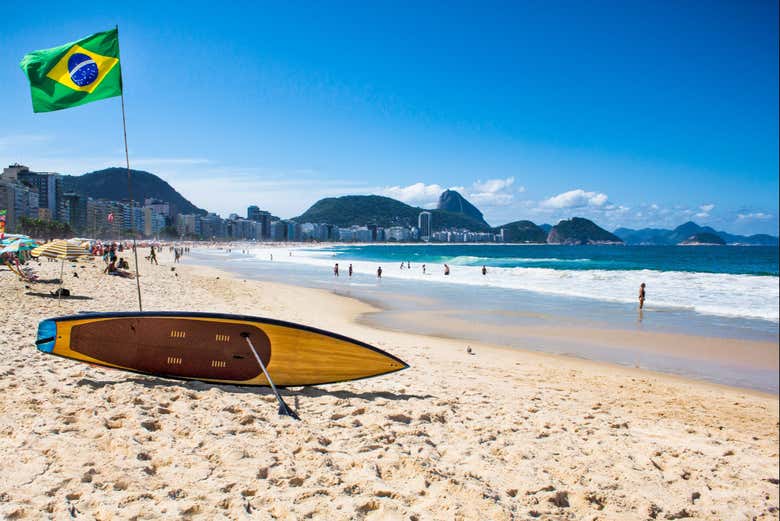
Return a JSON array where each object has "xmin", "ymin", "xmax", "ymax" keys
[{"xmin": 36, "ymin": 319, "xmax": 57, "ymax": 353}]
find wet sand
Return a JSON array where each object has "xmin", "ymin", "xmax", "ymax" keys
[{"xmin": 0, "ymin": 251, "xmax": 778, "ymax": 520}]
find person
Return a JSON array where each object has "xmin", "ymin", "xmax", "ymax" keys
[
  {"xmin": 117, "ymin": 257, "xmax": 129, "ymax": 269},
  {"xmin": 149, "ymin": 245, "xmax": 158, "ymax": 265},
  {"xmin": 400, "ymin": 262, "xmax": 404, "ymax": 270},
  {"xmin": 407, "ymin": 261, "xmax": 410, "ymax": 269},
  {"xmin": 334, "ymin": 263, "xmax": 339, "ymax": 276},
  {"xmin": 422, "ymin": 264, "xmax": 426, "ymax": 274},
  {"xmin": 348, "ymin": 264, "xmax": 353, "ymax": 277},
  {"xmin": 444, "ymin": 264, "xmax": 450, "ymax": 276},
  {"xmin": 481, "ymin": 265, "xmax": 487, "ymax": 276},
  {"xmin": 377, "ymin": 266, "xmax": 382, "ymax": 278},
  {"xmin": 104, "ymin": 259, "xmax": 117, "ymax": 274},
  {"xmin": 174, "ymin": 248, "xmax": 181, "ymax": 263},
  {"xmin": 638, "ymin": 282, "xmax": 646, "ymax": 309}
]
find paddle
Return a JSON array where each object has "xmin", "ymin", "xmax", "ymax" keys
[{"xmin": 241, "ymin": 332, "xmax": 300, "ymax": 420}]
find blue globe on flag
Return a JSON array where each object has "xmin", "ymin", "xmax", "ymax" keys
[{"xmin": 67, "ymin": 53, "xmax": 99, "ymax": 87}]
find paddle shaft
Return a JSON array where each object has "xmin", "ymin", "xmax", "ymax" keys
[{"xmin": 242, "ymin": 334, "xmax": 299, "ymax": 420}]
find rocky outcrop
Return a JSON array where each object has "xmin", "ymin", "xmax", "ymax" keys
[{"xmin": 547, "ymin": 217, "xmax": 623, "ymax": 245}]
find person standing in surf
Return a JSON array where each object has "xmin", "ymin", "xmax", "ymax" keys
[
  {"xmin": 444, "ymin": 264, "xmax": 450, "ymax": 276},
  {"xmin": 348, "ymin": 264, "xmax": 353, "ymax": 277},
  {"xmin": 481, "ymin": 265, "xmax": 487, "ymax": 276},
  {"xmin": 638, "ymin": 282, "xmax": 646, "ymax": 309},
  {"xmin": 377, "ymin": 266, "xmax": 383, "ymax": 278},
  {"xmin": 334, "ymin": 263, "xmax": 339, "ymax": 277}
]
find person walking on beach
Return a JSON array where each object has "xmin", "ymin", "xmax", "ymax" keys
[
  {"xmin": 149, "ymin": 245, "xmax": 158, "ymax": 265},
  {"xmin": 400, "ymin": 262, "xmax": 404, "ymax": 270},
  {"xmin": 482, "ymin": 265, "xmax": 487, "ymax": 276},
  {"xmin": 377, "ymin": 266, "xmax": 382, "ymax": 278},
  {"xmin": 334, "ymin": 263, "xmax": 339, "ymax": 276},
  {"xmin": 348, "ymin": 264, "xmax": 353, "ymax": 277},
  {"xmin": 407, "ymin": 261, "xmax": 410, "ymax": 269},
  {"xmin": 422, "ymin": 264, "xmax": 426, "ymax": 274},
  {"xmin": 444, "ymin": 264, "xmax": 450, "ymax": 276},
  {"xmin": 638, "ymin": 282, "xmax": 646, "ymax": 309}
]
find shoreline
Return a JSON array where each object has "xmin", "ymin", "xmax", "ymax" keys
[
  {"xmin": 190, "ymin": 247, "xmax": 780, "ymax": 393},
  {"xmin": 1, "ymin": 250, "xmax": 778, "ymax": 519},
  {"xmin": 198, "ymin": 257, "xmax": 780, "ymax": 399}
]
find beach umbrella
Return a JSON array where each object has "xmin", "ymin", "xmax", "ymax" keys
[
  {"xmin": 0, "ymin": 238, "xmax": 37, "ymax": 254},
  {"xmin": 31, "ymin": 240, "xmax": 88, "ymax": 260},
  {"xmin": 30, "ymin": 240, "xmax": 89, "ymax": 298}
]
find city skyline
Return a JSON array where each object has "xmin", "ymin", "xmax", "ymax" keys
[{"xmin": 1, "ymin": 2, "xmax": 777, "ymax": 234}]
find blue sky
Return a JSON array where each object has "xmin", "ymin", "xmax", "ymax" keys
[{"xmin": 1, "ymin": 1, "xmax": 778, "ymax": 233}]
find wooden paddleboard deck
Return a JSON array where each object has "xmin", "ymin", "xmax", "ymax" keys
[{"xmin": 36, "ymin": 312, "xmax": 408, "ymax": 386}]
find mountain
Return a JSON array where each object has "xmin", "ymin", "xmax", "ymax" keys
[
  {"xmin": 547, "ymin": 217, "xmax": 623, "ymax": 245},
  {"xmin": 294, "ymin": 195, "xmax": 491, "ymax": 231},
  {"xmin": 614, "ymin": 221, "xmax": 779, "ymax": 246},
  {"xmin": 437, "ymin": 190, "xmax": 487, "ymax": 225},
  {"xmin": 679, "ymin": 232, "xmax": 726, "ymax": 245},
  {"xmin": 62, "ymin": 167, "xmax": 205, "ymax": 216},
  {"xmin": 539, "ymin": 223, "xmax": 553, "ymax": 233},
  {"xmin": 613, "ymin": 227, "xmax": 675, "ymax": 245},
  {"xmin": 497, "ymin": 220, "xmax": 548, "ymax": 243}
]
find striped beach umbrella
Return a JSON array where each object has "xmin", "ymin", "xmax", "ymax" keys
[{"xmin": 31, "ymin": 240, "xmax": 88, "ymax": 260}]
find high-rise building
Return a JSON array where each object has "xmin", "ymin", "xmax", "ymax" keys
[
  {"xmin": 60, "ymin": 192, "xmax": 88, "ymax": 234},
  {"xmin": 176, "ymin": 214, "xmax": 200, "ymax": 237},
  {"xmin": 16, "ymin": 169, "xmax": 61, "ymax": 220},
  {"xmin": 257, "ymin": 211, "xmax": 271, "ymax": 239},
  {"xmin": 143, "ymin": 206, "xmax": 166, "ymax": 237},
  {"xmin": 0, "ymin": 177, "xmax": 39, "ymax": 233},
  {"xmin": 143, "ymin": 198, "xmax": 170, "ymax": 218},
  {"xmin": 247, "ymin": 205, "xmax": 261, "ymax": 221},
  {"xmin": 418, "ymin": 211, "xmax": 432, "ymax": 240},
  {"xmin": 86, "ymin": 199, "xmax": 124, "ymax": 238}
]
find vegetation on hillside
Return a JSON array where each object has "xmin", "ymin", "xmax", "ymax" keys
[
  {"xmin": 63, "ymin": 168, "xmax": 205, "ymax": 217},
  {"xmin": 547, "ymin": 217, "xmax": 623, "ymax": 244},
  {"xmin": 295, "ymin": 195, "xmax": 491, "ymax": 231}
]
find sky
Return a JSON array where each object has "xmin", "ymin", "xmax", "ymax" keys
[{"xmin": 1, "ymin": 1, "xmax": 778, "ymax": 234}]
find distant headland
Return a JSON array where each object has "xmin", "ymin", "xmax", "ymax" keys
[{"xmin": 1, "ymin": 164, "xmax": 777, "ymax": 245}]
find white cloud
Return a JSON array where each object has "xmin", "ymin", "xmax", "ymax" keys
[
  {"xmin": 737, "ymin": 212, "xmax": 773, "ymax": 220},
  {"xmin": 540, "ymin": 189, "xmax": 609, "ymax": 209},
  {"xmin": 380, "ymin": 182, "xmax": 449, "ymax": 208},
  {"xmin": 695, "ymin": 203, "xmax": 715, "ymax": 218},
  {"xmin": 468, "ymin": 177, "xmax": 520, "ymax": 207},
  {"xmin": 380, "ymin": 176, "xmax": 521, "ymax": 209}
]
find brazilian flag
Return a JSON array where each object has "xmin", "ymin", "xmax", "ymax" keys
[{"xmin": 20, "ymin": 28, "xmax": 122, "ymax": 113}]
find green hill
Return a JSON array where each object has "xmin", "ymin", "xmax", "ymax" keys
[
  {"xmin": 496, "ymin": 220, "xmax": 547, "ymax": 243},
  {"xmin": 294, "ymin": 195, "xmax": 491, "ymax": 231},
  {"xmin": 61, "ymin": 167, "xmax": 205, "ymax": 216},
  {"xmin": 547, "ymin": 217, "xmax": 623, "ymax": 245}
]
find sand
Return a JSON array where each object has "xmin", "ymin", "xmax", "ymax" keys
[{"xmin": 1, "ymin": 250, "xmax": 778, "ymax": 520}]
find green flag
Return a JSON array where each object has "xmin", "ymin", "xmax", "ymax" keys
[{"xmin": 20, "ymin": 28, "xmax": 122, "ymax": 113}]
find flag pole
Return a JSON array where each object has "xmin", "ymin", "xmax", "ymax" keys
[{"xmin": 117, "ymin": 25, "xmax": 143, "ymax": 312}]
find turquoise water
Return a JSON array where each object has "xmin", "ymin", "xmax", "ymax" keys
[{"xmin": 323, "ymin": 244, "xmax": 779, "ymax": 276}]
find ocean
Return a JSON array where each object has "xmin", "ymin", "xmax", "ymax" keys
[{"xmin": 190, "ymin": 244, "xmax": 779, "ymax": 392}]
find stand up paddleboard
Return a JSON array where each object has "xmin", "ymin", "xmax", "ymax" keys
[{"xmin": 35, "ymin": 312, "xmax": 408, "ymax": 387}]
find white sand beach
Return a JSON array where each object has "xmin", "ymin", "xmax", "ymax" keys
[{"xmin": 1, "ymin": 251, "xmax": 778, "ymax": 520}]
